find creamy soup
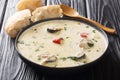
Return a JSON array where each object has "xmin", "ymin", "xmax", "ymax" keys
[{"xmin": 17, "ymin": 20, "xmax": 108, "ymax": 67}]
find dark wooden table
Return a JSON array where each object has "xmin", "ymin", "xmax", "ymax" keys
[{"xmin": 0, "ymin": 0, "xmax": 120, "ymax": 80}]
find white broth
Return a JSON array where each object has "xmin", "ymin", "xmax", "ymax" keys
[{"xmin": 17, "ymin": 20, "xmax": 108, "ymax": 67}]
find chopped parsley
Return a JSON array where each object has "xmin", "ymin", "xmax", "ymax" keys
[
  {"xmin": 64, "ymin": 27, "xmax": 67, "ymax": 31},
  {"xmin": 35, "ymin": 49, "xmax": 39, "ymax": 52},
  {"xmin": 92, "ymin": 30, "xmax": 96, "ymax": 33},
  {"xmin": 87, "ymin": 42, "xmax": 94, "ymax": 47},
  {"xmin": 68, "ymin": 57, "xmax": 78, "ymax": 61},
  {"xmin": 25, "ymin": 44, "xmax": 30, "ymax": 46},
  {"xmin": 66, "ymin": 37, "xmax": 69, "ymax": 39},
  {"xmin": 88, "ymin": 50, "xmax": 91, "ymax": 52},
  {"xmin": 34, "ymin": 29, "xmax": 37, "ymax": 31},
  {"xmin": 38, "ymin": 57, "xmax": 41, "ymax": 60},
  {"xmin": 32, "ymin": 41, "xmax": 37, "ymax": 46},
  {"xmin": 92, "ymin": 39, "xmax": 98, "ymax": 42},
  {"xmin": 83, "ymin": 61, "xmax": 87, "ymax": 63},
  {"xmin": 33, "ymin": 28, "xmax": 38, "ymax": 33},
  {"xmin": 64, "ymin": 24, "xmax": 67, "ymax": 26},
  {"xmin": 40, "ymin": 45, "xmax": 44, "ymax": 48},
  {"xmin": 60, "ymin": 56, "xmax": 82, "ymax": 62},
  {"xmin": 32, "ymin": 41, "xmax": 35, "ymax": 44},
  {"xmin": 60, "ymin": 57, "xmax": 67, "ymax": 61},
  {"xmin": 17, "ymin": 41, "xmax": 24, "ymax": 44},
  {"xmin": 54, "ymin": 64, "xmax": 58, "ymax": 67},
  {"xmin": 86, "ymin": 26, "xmax": 89, "ymax": 28},
  {"xmin": 97, "ymin": 50, "xmax": 99, "ymax": 52}
]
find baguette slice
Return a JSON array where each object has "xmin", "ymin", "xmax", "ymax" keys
[
  {"xmin": 31, "ymin": 5, "xmax": 63, "ymax": 22},
  {"xmin": 5, "ymin": 9, "xmax": 31, "ymax": 38}
]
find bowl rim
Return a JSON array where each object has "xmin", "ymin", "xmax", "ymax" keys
[{"xmin": 15, "ymin": 17, "xmax": 109, "ymax": 69}]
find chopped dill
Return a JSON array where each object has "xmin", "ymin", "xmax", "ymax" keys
[
  {"xmin": 92, "ymin": 30, "xmax": 96, "ymax": 33},
  {"xmin": 35, "ymin": 49, "xmax": 39, "ymax": 52},
  {"xmin": 64, "ymin": 27, "xmax": 67, "ymax": 31},
  {"xmin": 17, "ymin": 40, "xmax": 24, "ymax": 44}
]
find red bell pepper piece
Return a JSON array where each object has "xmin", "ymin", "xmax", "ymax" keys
[
  {"xmin": 53, "ymin": 38, "xmax": 63, "ymax": 44},
  {"xmin": 80, "ymin": 33, "xmax": 88, "ymax": 38}
]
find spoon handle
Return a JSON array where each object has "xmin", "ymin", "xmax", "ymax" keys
[{"xmin": 76, "ymin": 15, "xmax": 116, "ymax": 34}]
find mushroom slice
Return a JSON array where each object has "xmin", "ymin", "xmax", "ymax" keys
[
  {"xmin": 79, "ymin": 38, "xmax": 94, "ymax": 49},
  {"xmin": 47, "ymin": 27, "xmax": 62, "ymax": 33},
  {"xmin": 45, "ymin": 55, "xmax": 57, "ymax": 62},
  {"xmin": 68, "ymin": 50, "xmax": 86, "ymax": 61},
  {"xmin": 39, "ymin": 54, "xmax": 57, "ymax": 65},
  {"xmin": 73, "ymin": 50, "xmax": 85, "ymax": 58},
  {"xmin": 75, "ymin": 52, "xmax": 85, "ymax": 59}
]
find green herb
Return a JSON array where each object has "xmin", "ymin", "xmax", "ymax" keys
[
  {"xmin": 25, "ymin": 44, "xmax": 30, "ymax": 46},
  {"xmin": 87, "ymin": 42, "xmax": 94, "ymax": 47},
  {"xmin": 54, "ymin": 64, "xmax": 58, "ymax": 67},
  {"xmin": 17, "ymin": 41, "xmax": 24, "ymax": 44},
  {"xmin": 64, "ymin": 24, "xmax": 67, "ymax": 26},
  {"xmin": 88, "ymin": 50, "xmax": 91, "ymax": 52},
  {"xmin": 86, "ymin": 26, "xmax": 89, "ymax": 28},
  {"xmin": 60, "ymin": 57, "xmax": 67, "ymax": 61},
  {"xmin": 92, "ymin": 39, "xmax": 98, "ymax": 42},
  {"xmin": 66, "ymin": 37, "xmax": 69, "ymax": 39},
  {"xmin": 32, "ymin": 41, "xmax": 37, "ymax": 46},
  {"xmin": 34, "ymin": 29, "xmax": 37, "ymax": 31},
  {"xmin": 32, "ymin": 41, "xmax": 35, "ymax": 44},
  {"xmin": 92, "ymin": 30, "xmax": 96, "ymax": 33},
  {"xmin": 38, "ymin": 57, "xmax": 41, "ymax": 60},
  {"xmin": 33, "ymin": 29, "xmax": 38, "ymax": 33},
  {"xmin": 64, "ymin": 27, "xmax": 67, "ymax": 31},
  {"xmin": 40, "ymin": 45, "xmax": 44, "ymax": 48},
  {"xmin": 97, "ymin": 50, "xmax": 99, "ymax": 52},
  {"xmin": 68, "ymin": 57, "xmax": 78, "ymax": 61},
  {"xmin": 83, "ymin": 61, "xmax": 87, "ymax": 63},
  {"xmin": 35, "ymin": 49, "xmax": 39, "ymax": 52}
]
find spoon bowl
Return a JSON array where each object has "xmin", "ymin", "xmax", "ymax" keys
[{"xmin": 60, "ymin": 4, "xmax": 116, "ymax": 34}]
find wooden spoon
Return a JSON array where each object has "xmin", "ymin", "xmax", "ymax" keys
[{"xmin": 60, "ymin": 4, "xmax": 116, "ymax": 34}]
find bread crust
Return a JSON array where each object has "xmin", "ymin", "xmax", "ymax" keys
[
  {"xmin": 5, "ymin": 9, "xmax": 31, "ymax": 38},
  {"xmin": 31, "ymin": 5, "xmax": 63, "ymax": 22},
  {"xmin": 16, "ymin": 0, "xmax": 43, "ymax": 12}
]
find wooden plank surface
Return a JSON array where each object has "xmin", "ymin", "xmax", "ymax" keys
[
  {"xmin": 0, "ymin": 0, "xmax": 8, "ymax": 31},
  {"xmin": 86, "ymin": 0, "xmax": 120, "ymax": 80},
  {"xmin": 0, "ymin": 0, "xmax": 7, "ymax": 38}
]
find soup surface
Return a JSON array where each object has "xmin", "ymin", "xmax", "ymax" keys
[{"xmin": 17, "ymin": 19, "xmax": 108, "ymax": 67}]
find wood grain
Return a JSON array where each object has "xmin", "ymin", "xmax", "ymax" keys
[{"xmin": 0, "ymin": 0, "xmax": 8, "ymax": 31}]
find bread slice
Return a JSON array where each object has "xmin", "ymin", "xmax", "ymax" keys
[
  {"xmin": 16, "ymin": 0, "xmax": 43, "ymax": 12},
  {"xmin": 31, "ymin": 5, "xmax": 63, "ymax": 22},
  {"xmin": 5, "ymin": 9, "xmax": 31, "ymax": 38}
]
